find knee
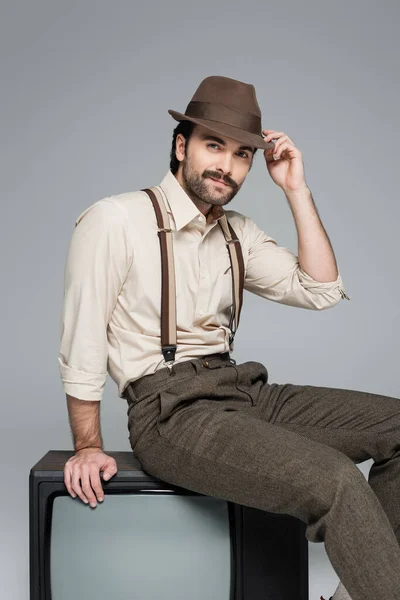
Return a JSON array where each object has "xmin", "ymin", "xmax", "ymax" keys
[
  {"xmin": 328, "ymin": 455, "xmax": 366, "ymax": 491},
  {"xmin": 310, "ymin": 455, "xmax": 366, "ymax": 515},
  {"xmin": 321, "ymin": 462, "xmax": 370, "ymax": 533},
  {"xmin": 305, "ymin": 460, "xmax": 366, "ymax": 543}
]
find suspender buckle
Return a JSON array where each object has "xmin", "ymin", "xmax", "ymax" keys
[{"xmin": 162, "ymin": 345, "xmax": 177, "ymax": 361}]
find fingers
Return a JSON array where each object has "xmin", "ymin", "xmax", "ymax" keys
[
  {"xmin": 80, "ymin": 464, "xmax": 103, "ymax": 507},
  {"xmin": 63, "ymin": 464, "xmax": 76, "ymax": 499},
  {"xmin": 262, "ymin": 130, "xmax": 296, "ymax": 153},
  {"xmin": 79, "ymin": 464, "xmax": 93, "ymax": 505},
  {"xmin": 263, "ymin": 129, "xmax": 285, "ymax": 139},
  {"xmin": 69, "ymin": 464, "xmax": 102, "ymax": 507},
  {"xmin": 71, "ymin": 463, "xmax": 91, "ymax": 505},
  {"xmin": 102, "ymin": 458, "xmax": 118, "ymax": 482},
  {"xmin": 64, "ymin": 453, "xmax": 118, "ymax": 507},
  {"xmin": 90, "ymin": 466, "xmax": 105, "ymax": 504},
  {"xmin": 265, "ymin": 138, "xmax": 297, "ymax": 161},
  {"xmin": 272, "ymin": 140, "xmax": 291, "ymax": 160},
  {"xmin": 270, "ymin": 136, "xmax": 288, "ymax": 156}
]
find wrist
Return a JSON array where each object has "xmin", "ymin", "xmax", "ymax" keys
[
  {"xmin": 75, "ymin": 445, "xmax": 103, "ymax": 453},
  {"xmin": 283, "ymin": 185, "xmax": 310, "ymax": 198}
]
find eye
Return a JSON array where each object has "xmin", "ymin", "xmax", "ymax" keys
[{"xmin": 207, "ymin": 144, "xmax": 249, "ymax": 159}]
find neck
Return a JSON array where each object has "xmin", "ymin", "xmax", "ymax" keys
[{"xmin": 174, "ymin": 170, "xmax": 212, "ymax": 217}]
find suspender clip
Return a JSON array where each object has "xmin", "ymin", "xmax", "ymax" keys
[
  {"xmin": 162, "ymin": 345, "xmax": 177, "ymax": 374},
  {"xmin": 162, "ymin": 344, "xmax": 177, "ymax": 362},
  {"xmin": 163, "ymin": 361, "xmax": 176, "ymax": 375}
]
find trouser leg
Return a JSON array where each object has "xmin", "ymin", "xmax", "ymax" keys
[
  {"xmin": 237, "ymin": 360, "xmax": 400, "ymax": 599},
  {"xmin": 126, "ymin": 357, "xmax": 400, "ymax": 600},
  {"xmin": 247, "ymin": 365, "xmax": 400, "ymax": 543}
]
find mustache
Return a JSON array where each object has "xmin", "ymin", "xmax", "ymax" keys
[{"xmin": 205, "ymin": 173, "xmax": 236, "ymax": 188}]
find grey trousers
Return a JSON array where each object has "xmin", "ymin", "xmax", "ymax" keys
[{"xmin": 124, "ymin": 351, "xmax": 400, "ymax": 600}]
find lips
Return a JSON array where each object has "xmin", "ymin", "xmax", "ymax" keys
[{"xmin": 209, "ymin": 177, "xmax": 229, "ymax": 187}]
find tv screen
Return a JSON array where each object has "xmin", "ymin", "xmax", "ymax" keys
[
  {"xmin": 30, "ymin": 450, "xmax": 309, "ymax": 599},
  {"xmin": 51, "ymin": 493, "xmax": 231, "ymax": 598}
]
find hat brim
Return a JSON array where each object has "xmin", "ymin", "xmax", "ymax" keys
[{"xmin": 168, "ymin": 109, "xmax": 273, "ymax": 150}]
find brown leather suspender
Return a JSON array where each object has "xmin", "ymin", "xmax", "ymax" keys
[{"xmin": 141, "ymin": 186, "xmax": 245, "ymax": 372}]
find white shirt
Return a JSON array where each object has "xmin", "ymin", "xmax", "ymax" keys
[{"xmin": 58, "ymin": 169, "xmax": 350, "ymax": 401}]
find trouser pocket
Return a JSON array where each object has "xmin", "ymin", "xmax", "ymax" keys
[{"xmin": 231, "ymin": 361, "xmax": 269, "ymax": 406}]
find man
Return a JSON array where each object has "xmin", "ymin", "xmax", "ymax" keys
[{"xmin": 59, "ymin": 76, "xmax": 400, "ymax": 600}]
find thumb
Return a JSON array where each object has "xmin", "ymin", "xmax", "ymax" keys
[
  {"xmin": 264, "ymin": 148, "xmax": 275, "ymax": 163},
  {"xmin": 102, "ymin": 458, "xmax": 118, "ymax": 481}
]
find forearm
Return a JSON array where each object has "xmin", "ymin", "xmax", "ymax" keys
[
  {"xmin": 284, "ymin": 186, "xmax": 339, "ymax": 283},
  {"xmin": 66, "ymin": 394, "xmax": 104, "ymax": 452}
]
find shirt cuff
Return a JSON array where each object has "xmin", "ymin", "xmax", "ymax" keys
[
  {"xmin": 58, "ymin": 357, "xmax": 107, "ymax": 401},
  {"xmin": 297, "ymin": 266, "xmax": 351, "ymax": 300}
]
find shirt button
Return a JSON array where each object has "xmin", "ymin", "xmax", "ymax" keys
[{"xmin": 199, "ymin": 310, "xmax": 204, "ymax": 316}]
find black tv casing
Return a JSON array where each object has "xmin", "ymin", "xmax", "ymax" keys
[{"xmin": 30, "ymin": 450, "xmax": 309, "ymax": 600}]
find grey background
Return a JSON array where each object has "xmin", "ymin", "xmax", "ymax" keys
[{"xmin": 1, "ymin": 1, "xmax": 399, "ymax": 598}]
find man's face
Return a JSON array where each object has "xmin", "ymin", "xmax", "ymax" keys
[{"xmin": 175, "ymin": 124, "xmax": 254, "ymax": 210}]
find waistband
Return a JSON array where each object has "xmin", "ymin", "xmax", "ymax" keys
[{"xmin": 124, "ymin": 351, "xmax": 235, "ymax": 401}]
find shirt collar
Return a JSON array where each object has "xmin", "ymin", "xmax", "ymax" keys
[{"xmin": 157, "ymin": 169, "xmax": 225, "ymax": 231}]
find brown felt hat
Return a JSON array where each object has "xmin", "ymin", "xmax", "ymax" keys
[{"xmin": 168, "ymin": 75, "xmax": 273, "ymax": 151}]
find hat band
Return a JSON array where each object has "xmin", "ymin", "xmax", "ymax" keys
[{"xmin": 185, "ymin": 101, "xmax": 261, "ymax": 136}]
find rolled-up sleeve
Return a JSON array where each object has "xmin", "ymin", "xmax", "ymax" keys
[
  {"xmin": 243, "ymin": 218, "xmax": 351, "ymax": 310},
  {"xmin": 58, "ymin": 199, "xmax": 133, "ymax": 401}
]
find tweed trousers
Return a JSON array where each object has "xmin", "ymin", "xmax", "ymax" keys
[{"xmin": 124, "ymin": 351, "xmax": 400, "ymax": 600}]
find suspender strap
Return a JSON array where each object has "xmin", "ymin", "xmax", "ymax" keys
[
  {"xmin": 141, "ymin": 186, "xmax": 244, "ymax": 368},
  {"xmin": 217, "ymin": 217, "xmax": 245, "ymax": 345},
  {"xmin": 142, "ymin": 187, "xmax": 177, "ymax": 366}
]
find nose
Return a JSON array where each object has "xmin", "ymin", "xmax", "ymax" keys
[{"xmin": 215, "ymin": 154, "xmax": 233, "ymax": 178}]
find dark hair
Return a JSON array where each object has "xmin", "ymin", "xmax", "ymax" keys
[{"xmin": 169, "ymin": 120, "xmax": 258, "ymax": 175}]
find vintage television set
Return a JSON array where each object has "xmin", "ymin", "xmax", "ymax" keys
[{"xmin": 30, "ymin": 450, "xmax": 309, "ymax": 599}]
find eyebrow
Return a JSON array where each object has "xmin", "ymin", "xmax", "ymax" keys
[{"xmin": 199, "ymin": 133, "xmax": 253, "ymax": 154}]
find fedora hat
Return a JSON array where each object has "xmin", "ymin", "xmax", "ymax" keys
[{"xmin": 168, "ymin": 75, "xmax": 274, "ymax": 151}]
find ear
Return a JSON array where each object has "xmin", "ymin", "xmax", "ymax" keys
[{"xmin": 175, "ymin": 133, "xmax": 187, "ymax": 161}]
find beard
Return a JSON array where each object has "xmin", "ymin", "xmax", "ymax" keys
[{"xmin": 181, "ymin": 156, "xmax": 241, "ymax": 208}]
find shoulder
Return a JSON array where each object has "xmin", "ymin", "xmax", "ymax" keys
[
  {"xmin": 224, "ymin": 208, "xmax": 256, "ymax": 240},
  {"xmin": 74, "ymin": 190, "xmax": 151, "ymax": 229},
  {"xmin": 224, "ymin": 208, "xmax": 277, "ymax": 247}
]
